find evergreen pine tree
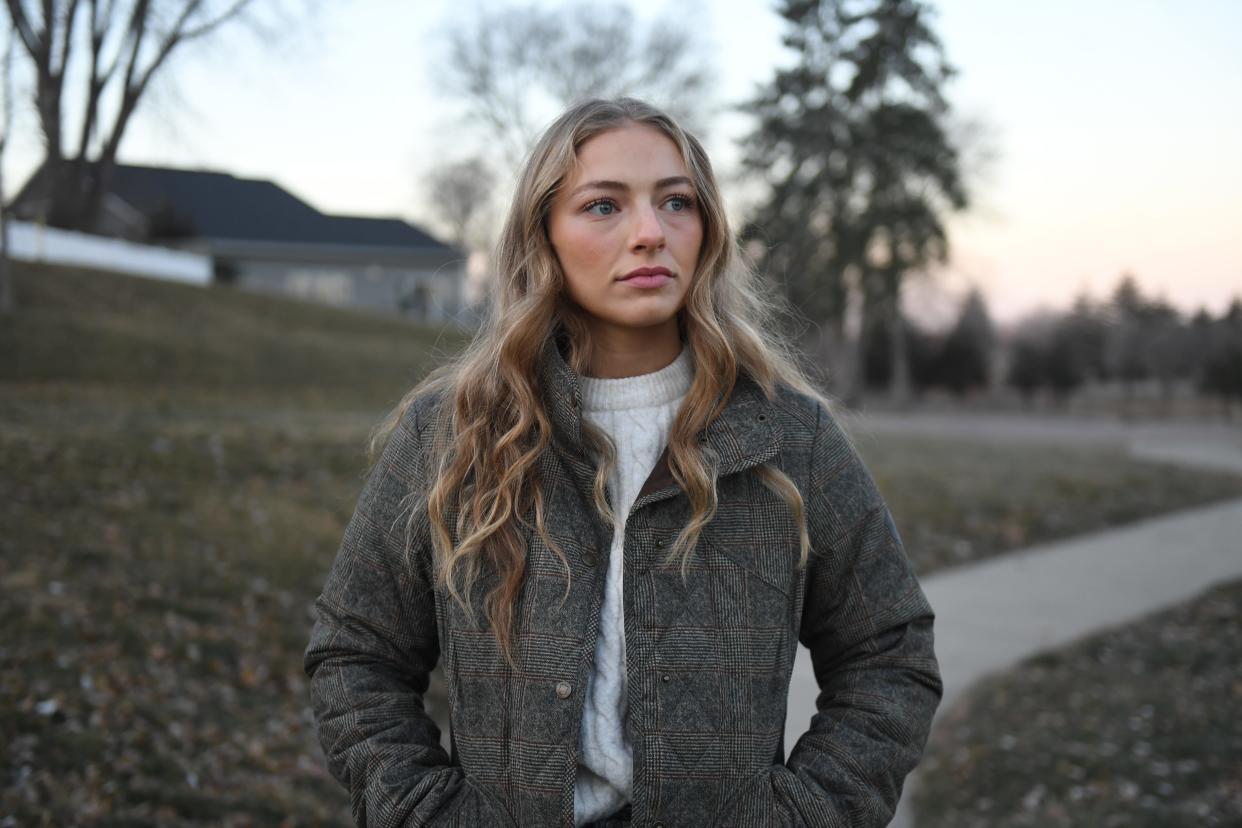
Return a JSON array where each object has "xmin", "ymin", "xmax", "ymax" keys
[
  {"xmin": 741, "ymin": 0, "xmax": 969, "ymax": 397},
  {"xmin": 937, "ymin": 287, "xmax": 994, "ymax": 395}
]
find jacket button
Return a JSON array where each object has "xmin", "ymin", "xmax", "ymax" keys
[
  {"xmin": 654, "ymin": 822, "xmax": 665, "ymax": 828},
  {"xmin": 555, "ymin": 681, "xmax": 573, "ymax": 699},
  {"xmin": 661, "ymin": 673, "xmax": 670, "ymax": 682}
]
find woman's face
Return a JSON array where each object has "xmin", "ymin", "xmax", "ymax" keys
[{"xmin": 547, "ymin": 122, "xmax": 703, "ymax": 346}]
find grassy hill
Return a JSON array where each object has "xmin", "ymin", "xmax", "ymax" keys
[{"xmin": 0, "ymin": 261, "xmax": 471, "ymax": 408}]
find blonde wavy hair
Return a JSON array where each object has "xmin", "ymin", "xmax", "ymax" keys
[{"xmin": 371, "ymin": 97, "xmax": 833, "ymax": 663}]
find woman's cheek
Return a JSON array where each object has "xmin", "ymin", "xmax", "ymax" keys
[{"xmin": 572, "ymin": 225, "xmax": 621, "ymax": 276}]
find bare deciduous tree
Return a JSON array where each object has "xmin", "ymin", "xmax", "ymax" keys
[
  {"xmin": 438, "ymin": 1, "xmax": 715, "ymax": 170},
  {"xmin": 425, "ymin": 155, "xmax": 493, "ymax": 253},
  {"xmin": 3, "ymin": 0, "xmax": 300, "ymax": 232}
]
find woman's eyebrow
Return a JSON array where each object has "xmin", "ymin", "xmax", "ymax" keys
[
  {"xmin": 654, "ymin": 176, "xmax": 694, "ymax": 190},
  {"xmin": 568, "ymin": 176, "xmax": 694, "ymax": 197}
]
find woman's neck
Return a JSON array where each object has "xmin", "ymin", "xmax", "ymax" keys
[{"xmin": 584, "ymin": 322, "xmax": 684, "ymax": 379}]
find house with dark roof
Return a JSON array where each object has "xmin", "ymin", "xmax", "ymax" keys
[{"xmin": 12, "ymin": 164, "xmax": 473, "ymax": 328}]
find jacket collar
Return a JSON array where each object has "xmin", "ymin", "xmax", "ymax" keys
[{"xmin": 535, "ymin": 331, "xmax": 782, "ymax": 507}]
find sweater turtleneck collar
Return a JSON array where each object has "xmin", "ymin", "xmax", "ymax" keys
[
  {"xmin": 534, "ymin": 329, "xmax": 780, "ymax": 495},
  {"xmin": 577, "ymin": 344, "xmax": 694, "ymax": 412}
]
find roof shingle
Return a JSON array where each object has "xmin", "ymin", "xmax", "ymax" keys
[{"xmin": 106, "ymin": 164, "xmax": 456, "ymax": 253}]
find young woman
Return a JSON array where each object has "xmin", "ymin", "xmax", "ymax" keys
[{"xmin": 304, "ymin": 97, "xmax": 941, "ymax": 827}]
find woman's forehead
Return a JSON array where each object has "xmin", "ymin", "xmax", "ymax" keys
[{"xmin": 567, "ymin": 123, "xmax": 691, "ymax": 187}]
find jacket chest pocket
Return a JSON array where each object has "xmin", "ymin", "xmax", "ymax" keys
[
  {"xmin": 631, "ymin": 471, "xmax": 801, "ymax": 634},
  {"xmin": 636, "ymin": 528, "xmax": 798, "ymax": 666}
]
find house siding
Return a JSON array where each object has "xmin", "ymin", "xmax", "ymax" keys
[{"xmin": 227, "ymin": 258, "xmax": 466, "ymax": 325}]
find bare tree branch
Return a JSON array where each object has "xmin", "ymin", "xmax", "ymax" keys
[
  {"xmin": 52, "ymin": 0, "xmax": 80, "ymax": 76},
  {"xmin": 439, "ymin": 0, "xmax": 715, "ymax": 173},
  {"xmin": 74, "ymin": 0, "xmax": 104, "ymax": 156},
  {"xmin": 95, "ymin": 3, "xmax": 127, "ymax": 91},
  {"xmin": 3, "ymin": 1, "xmax": 40, "ymax": 57},
  {"xmin": 117, "ymin": 0, "xmax": 151, "ymax": 100},
  {"xmin": 178, "ymin": 0, "xmax": 251, "ymax": 42}
]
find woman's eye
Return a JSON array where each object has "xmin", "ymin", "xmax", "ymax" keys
[
  {"xmin": 585, "ymin": 200, "xmax": 617, "ymax": 216},
  {"xmin": 665, "ymin": 194, "xmax": 694, "ymax": 212}
]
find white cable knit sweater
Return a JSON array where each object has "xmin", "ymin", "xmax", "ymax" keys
[{"xmin": 572, "ymin": 343, "xmax": 694, "ymax": 825}]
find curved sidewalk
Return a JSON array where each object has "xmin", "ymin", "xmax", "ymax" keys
[{"xmin": 782, "ymin": 412, "xmax": 1242, "ymax": 827}]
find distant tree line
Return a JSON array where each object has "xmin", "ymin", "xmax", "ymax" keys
[
  {"xmin": 859, "ymin": 274, "xmax": 1242, "ymax": 412},
  {"xmin": 1007, "ymin": 275, "xmax": 1242, "ymax": 408},
  {"xmin": 862, "ymin": 286, "xmax": 994, "ymax": 396}
]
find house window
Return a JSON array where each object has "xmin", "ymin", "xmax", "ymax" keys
[
  {"xmin": 287, "ymin": 270, "xmax": 353, "ymax": 305},
  {"xmin": 399, "ymin": 282, "xmax": 431, "ymax": 321}
]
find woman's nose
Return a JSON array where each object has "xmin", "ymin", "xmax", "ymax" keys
[{"xmin": 629, "ymin": 204, "xmax": 666, "ymax": 251}]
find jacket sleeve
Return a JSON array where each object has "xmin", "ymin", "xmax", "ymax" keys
[
  {"xmin": 303, "ymin": 399, "xmax": 505, "ymax": 826},
  {"xmin": 777, "ymin": 402, "xmax": 943, "ymax": 827}
]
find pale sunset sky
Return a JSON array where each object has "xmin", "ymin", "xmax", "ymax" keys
[{"xmin": 4, "ymin": 0, "xmax": 1239, "ymax": 327}]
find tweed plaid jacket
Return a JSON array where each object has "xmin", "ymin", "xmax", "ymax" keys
[{"xmin": 304, "ymin": 335, "xmax": 942, "ymax": 827}]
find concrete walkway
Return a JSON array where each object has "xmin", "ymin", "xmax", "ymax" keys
[
  {"xmin": 781, "ymin": 412, "xmax": 1242, "ymax": 827},
  {"xmin": 851, "ymin": 410, "xmax": 1242, "ymax": 476}
]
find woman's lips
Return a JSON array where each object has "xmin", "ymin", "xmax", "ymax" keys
[{"xmin": 619, "ymin": 267, "xmax": 673, "ymax": 288}]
